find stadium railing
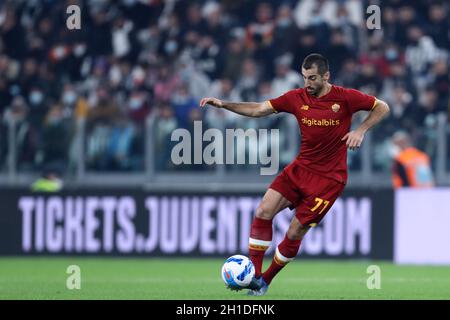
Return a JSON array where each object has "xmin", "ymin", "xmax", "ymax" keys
[{"xmin": 1, "ymin": 113, "xmax": 449, "ymax": 190}]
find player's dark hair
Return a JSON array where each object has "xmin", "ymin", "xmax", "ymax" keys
[{"xmin": 302, "ymin": 54, "xmax": 329, "ymax": 75}]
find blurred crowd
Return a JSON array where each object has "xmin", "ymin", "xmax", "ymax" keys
[{"xmin": 0, "ymin": 0, "xmax": 449, "ymax": 175}]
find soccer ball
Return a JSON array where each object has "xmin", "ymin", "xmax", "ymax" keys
[{"xmin": 221, "ymin": 255, "xmax": 255, "ymax": 289}]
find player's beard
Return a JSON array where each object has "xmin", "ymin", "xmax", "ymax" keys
[{"xmin": 307, "ymin": 84, "xmax": 323, "ymax": 97}]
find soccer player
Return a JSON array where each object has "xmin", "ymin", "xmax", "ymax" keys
[{"xmin": 200, "ymin": 53, "xmax": 390, "ymax": 296}]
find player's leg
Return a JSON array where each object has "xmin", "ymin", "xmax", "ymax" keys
[
  {"xmin": 248, "ymin": 188, "xmax": 292, "ymax": 279},
  {"xmin": 262, "ymin": 216, "xmax": 309, "ymax": 286},
  {"xmin": 248, "ymin": 217, "xmax": 308, "ymax": 296},
  {"xmin": 249, "ymin": 172, "xmax": 345, "ymax": 296}
]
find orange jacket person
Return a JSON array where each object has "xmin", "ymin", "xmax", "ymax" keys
[{"xmin": 391, "ymin": 131, "xmax": 434, "ymax": 188}]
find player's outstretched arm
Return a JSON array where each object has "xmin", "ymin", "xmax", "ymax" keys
[
  {"xmin": 342, "ymin": 99, "xmax": 390, "ymax": 150},
  {"xmin": 199, "ymin": 98, "xmax": 275, "ymax": 118}
]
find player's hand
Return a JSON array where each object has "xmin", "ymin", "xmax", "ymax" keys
[
  {"xmin": 199, "ymin": 97, "xmax": 223, "ymax": 108},
  {"xmin": 342, "ymin": 130, "xmax": 365, "ymax": 151}
]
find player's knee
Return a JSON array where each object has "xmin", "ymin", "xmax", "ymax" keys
[{"xmin": 255, "ymin": 203, "xmax": 275, "ymax": 220}]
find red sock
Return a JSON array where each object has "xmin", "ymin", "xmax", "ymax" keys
[
  {"xmin": 248, "ymin": 217, "xmax": 273, "ymax": 277},
  {"xmin": 262, "ymin": 234, "xmax": 301, "ymax": 285}
]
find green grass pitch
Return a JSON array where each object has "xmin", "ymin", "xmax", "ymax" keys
[{"xmin": 0, "ymin": 257, "xmax": 449, "ymax": 299}]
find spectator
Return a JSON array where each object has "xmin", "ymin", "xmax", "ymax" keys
[
  {"xmin": 271, "ymin": 53, "xmax": 302, "ymax": 97},
  {"xmin": 381, "ymin": 6, "xmax": 398, "ymax": 43},
  {"xmin": 427, "ymin": 2, "xmax": 449, "ymax": 50},
  {"xmin": 246, "ymin": 2, "xmax": 276, "ymax": 62},
  {"xmin": 27, "ymin": 85, "xmax": 48, "ymax": 128},
  {"xmin": 206, "ymin": 78, "xmax": 242, "ymax": 129},
  {"xmin": 235, "ymin": 58, "xmax": 260, "ymax": 102},
  {"xmin": 127, "ymin": 90, "xmax": 151, "ymax": 125},
  {"xmin": 176, "ymin": 55, "xmax": 210, "ymax": 101},
  {"xmin": 405, "ymin": 25, "xmax": 447, "ymax": 85},
  {"xmin": 336, "ymin": 58, "xmax": 358, "ymax": 88},
  {"xmin": 154, "ymin": 104, "xmax": 177, "ymax": 171},
  {"xmin": 202, "ymin": 2, "xmax": 226, "ymax": 47},
  {"xmin": 359, "ymin": 41, "xmax": 391, "ymax": 79},
  {"xmin": 87, "ymin": 7, "xmax": 113, "ymax": 57},
  {"xmin": 430, "ymin": 59, "xmax": 449, "ymax": 108},
  {"xmin": 222, "ymin": 35, "xmax": 248, "ymax": 82},
  {"xmin": 111, "ymin": 16, "xmax": 136, "ymax": 61},
  {"xmin": 413, "ymin": 87, "xmax": 446, "ymax": 128},
  {"xmin": 0, "ymin": 0, "xmax": 448, "ymax": 178},
  {"xmin": 381, "ymin": 61, "xmax": 417, "ymax": 101},
  {"xmin": 40, "ymin": 102, "xmax": 72, "ymax": 170},
  {"xmin": 198, "ymin": 35, "xmax": 224, "ymax": 80},
  {"xmin": 272, "ymin": 4, "xmax": 298, "ymax": 57},
  {"xmin": 334, "ymin": 4, "xmax": 359, "ymax": 51},
  {"xmin": 326, "ymin": 28, "xmax": 354, "ymax": 75},
  {"xmin": 395, "ymin": 5, "xmax": 424, "ymax": 47},
  {"xmin": 171, "ymin": 83, "xmax": 198, "ymax": 129},
  {"xmin": 292, "ymin": 30, "xmax": 322, "ymax": 71},
  {"xmin": 381, "ymin": 85, "xmax": 416, "ymax": 136},
  {"xmin": 153, "ymin": 65, "xmax": 179, "ymax": 103},
  {"xmin": 87, "ymin": 86, "xmax": 120, "ymax": 127},
  {"xmin": 0, "ymin": 8, "xmax": 27, "ymax": 59},
  {"xmin": 354, "ymin": 63, "xmax": 383, "ymax": 96},
  {"xmin": 3, "ymin": 96, "xmax": 38, "ymax": 170},
  {"xmin": 183, "ymin": 3, "xmax": 206, "ymax": 34}
]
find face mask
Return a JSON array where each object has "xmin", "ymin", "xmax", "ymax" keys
[
  {"xmin": 129, "ymin": 98, "xmax": 143, "ymax": 110},
  {"xmin": 385, "ymin": 49, "xmax": 398, "ymax": 61},
  {"xmin": 310, "ymin": 15, "xmax": 323, "ymax": 25},
  {"xmin": 277, "ymin": 18, "xmax": 291, "ymax": 28},
  {"xmin": 53, "ymin": 46, "xmax": 67, "ymax": 60},
  {"xmin": 424, "ymin": 114, "xmax": 436, "ymax": 127},
  {"xmin": 165, "ymin": 40, "xmax": 178, "ymax": 55},
  {"xmin": 180, "ymin": 68, "xmax": 191, "ymax": 82},
  {"xmin": 48, "ymin": 116, "xmax": 62, "ymax": 126},
  {"xmin": 63, "ymin": 92, "xmax": 77, "ymax": 105},
  {"xmin": 338, "ymin": 16, "xmax": 348, "ymax": 24},
  {"xmin": 73, "ymin": 44, "xmax": 86, "ymax": 57},
  {"xmin": 30, "ymin": 91, "xmax": 44, "ymax": 105}
]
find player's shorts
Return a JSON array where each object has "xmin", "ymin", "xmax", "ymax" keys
[{"xmin": 269, "ymin": 162, "xmax": 345, "ymax": 227}]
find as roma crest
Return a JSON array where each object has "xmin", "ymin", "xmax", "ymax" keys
[{"xmin": 331, "ymin": 103, "xmax": 340, "ymax": 112}]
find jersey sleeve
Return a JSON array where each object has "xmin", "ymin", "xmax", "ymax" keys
[
  {"xmin": 345, "ymin": 88, "xmax": 377, "ymax": 114},
  {"xmin": 268, "ymin": 90, "xmax": 297, "ymax": 114}
]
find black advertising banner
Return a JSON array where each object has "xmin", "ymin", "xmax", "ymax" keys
[{"xmin": 0, "ymin": 188, "xmax": 393, "ymax": 259}]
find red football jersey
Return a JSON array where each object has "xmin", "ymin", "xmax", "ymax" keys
[{"xmin": 268, "ymin": 85, "xmax": 376, "ymax": 184}]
